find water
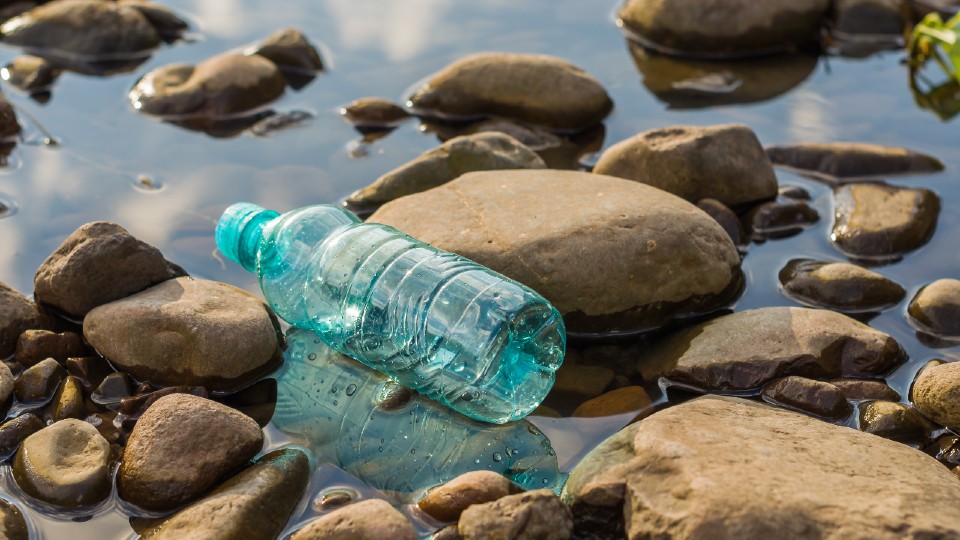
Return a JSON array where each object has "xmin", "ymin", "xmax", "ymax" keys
[
  {"xmin": 0, "ymin": 0, "xmax": 957, "ymax": 538},
  {"xmin": 216, "ymin": 203, "xmax": 566, "ymax": 424}
]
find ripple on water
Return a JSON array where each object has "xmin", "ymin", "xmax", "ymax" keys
[{"xmin": 0, "ymin": 193, "xmax": 18, "ymax": 218}]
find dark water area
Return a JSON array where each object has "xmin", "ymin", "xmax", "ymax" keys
[{"xmin": 0, "ymin": 0, "xmax": 959, "ymax": 538}]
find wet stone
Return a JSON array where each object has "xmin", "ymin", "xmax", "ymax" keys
[
  {"xmin": 119, "ymin": 385, "xmax": 208, "ymax": 421},
  {"xmin": 593, "ymin": 124, "xmax": 778, "ymax": 207},
  {"xmin": 926, "ymin": 434, "xmax": 960, "ymax": 468},
  {"xmin": 458, "ymin": 489, "xmax": 573, "ymax": 540},
  {"xmin": 832, "ymin": 0, "xmax": 904, "ymax": 36},
  {"xmin": 0, "ymin": 94, "xmax": 19, "ymax": 139},
  {"xmin": 45, "ymin": 375, "xmax": 84, "ymax": 422},
  {"xmin": 249, "ymin": 27, "xmax": 322, "ymax": 74},
  {"xmin": 15, "ymin": 329, "xmax": 87, "ymax": 367},
  {"xmin": 3, "ymin": 361, "xmax": 20, "ymax": 378},
  {"xmin": 291, "ymin": 499, "xmax": 417, "ymax": 540},
  {"xmin": 767, "ymin": 142, "xmax": 944, "ymax": 180},
  {"xmin": 859, "ymin": 401, "xmax": 935, "ymax": 444},
  {"xmin": 419, "ymin": 471, "xmax": 520, "ymax": 522},
  {"xmin": 779, "ymin": 184, "xmax": 811, "ymax": 200},
  {"xmin": 779, "ymin": 259, "xmax": 906, "ymax": 312},
  {"xmin": 341, "ymin": 97, "xmax": 410, "ymax": 128},
  {"xmin": 0, "ymin": 414, "xmax": 43, "ymax": 459},
  {"xmin": 14, "ymin": 357, "xmax": 65, "ymax": 402},
  {"xmin": 433, "ymin": 525, "xmax": 462, "ymax": 540},
  {"xmin": 697, "ymin": 198, "xmax": 745, "ymax": 246},
  {"xmin": 215, "ymin": 377, "xmax": 277, "ymax": 427},
  {"xmin": 0, "ymin": 362, "xmax": 12, "ymax": 411},
  {"xmin": 832, "ymin": 183, "xmax": 939, "ymax": 262},
  {"xmin": 122, "ymin": 1, "xmax": 189, "ymax": 42},
  {"xmin": 91, "ymin": 372, "xmax": 132, "ymax": 405},
  {"xmin": 0, "ymin": 280, "xmax": 54, "ymax": 358},
  {"xmin": 86, "ymin": 411, "xmax": 122, "ymax": 446},
  {"xmin": 118, "ymin": 393, "xmax": 264, "ymax": 512},
  {"xmin": 572, "ymin": 386, "xmax": 653, "ymax": 419},
  {"xmin": 65, "ymin": 356, "xmax": 114, "ymax": 391},
  {"xmin": 829, "ymin": 378, "xmax": 900, "ymax": 401},
  {"xmin": 0, "ymin": 498, "xmax": 28, "ymax": 540},
  {"xmin": 1, "ymin": 55, "xmax": 58, "ymax": 93},
  {"xmin": 13, "ymin": 418, "xmax": 112, "ymax": 507},
  {"xmin": 552, "ymin": 363, "xmax": 615, "ymax": 400},
  {"xmin": 375, "ymin": 381, "xmax": 413, "ymax": 411},
  {"xmin": 439, "ymin": 118, "xmax": 564, "ymax": 152},
  {"xmin": 760, "ymin": 376, "xmax": 852, "ymax": 420},
  {"xmin": 908, "ymin": 279, "xmax": 960, "ymax": 338},
  {"xmin": 745, "ymin": 200, "xmax": 819, "ymax": 239},
  {"xmin": 912, "ymin": 361, "xmax": 960, "ymax": 432}
]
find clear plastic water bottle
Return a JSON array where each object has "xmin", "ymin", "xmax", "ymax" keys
[
  {"xmin": 216, "ymin": 202, "xmax": 565, "ymax": 424},
  {"xmin": 274, "ymin": 328, "xmax": 564, "ymax": 495}
]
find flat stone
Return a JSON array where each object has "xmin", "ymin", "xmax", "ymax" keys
[
  {"xmin": 15, "ymin": 330, "xmax": 87, "ymax": 367},
  {"xmin": 828, "ymin": 377, "xmax": 900, "ymax": 400},
  {"xmin": 779, "ymin": 259, "xmax": 906, "ymax": 312},
  {"xmin": 13, "ymin": 418, "xmax": 112, "ymax": 507},
  {"xmin": 341, "ymin": 97, "xmax": 410, "ymax": 128},
  {"xmin": 912, "ymin": 361, "xmax": 960, "ymax": 432},
  {"xmin": 832, "ymin": 183, "xmax": 939, "ymax": 262},
  {"xmin": 2, "ymin": 55, "xmax": 58, "ymax": 93},
  {"xmin": 572, "ymin": 386, "xmax": 653, "ymax": 419},
  {"xmin": 14, "ymin": 357, "xmax": 65, "ymax": 402},
  {"xmin": 767, "ymin": 142, "xmax": 943, "ymax": 180},
  {"xmin": 562, "ymin": 396, "xmax": 960, "ymax": 539},
  {"xmin": 639, "ymin": 307, "xmax": 905, "ymax": 392},
  {"xmin": 83, "ymin": 277, "xmax": 282, "ymax": 392},
  {"xmin": 593, "ymin": 124, "xmax": 778, "ymax": 207},
  {"xmin": 760, "ymin": 376, "xmax": 852, "ymax": 420},
  {"xmin": 45, "ymin": 375, "xmax": 84, "ymax": 422},
  {"xmin": 370, "ymin": 170, "xmax": 743, "ymax": 335},
  {"xmin": 459, "ymin": 489, "xmax": 573, "ymax": 540},
  {"xmin": 291, "ymin": 499, "xmax": 417, "ymax": 540},
  {"xmin": 419, "ymin": 471, "xmax": 520, "ymax": 522},
  {"xmin": 248, "ymin": 27, "xmax": 323, "ymax": 73},
  {"xmin": 0, "ymin": 414, "xmax": 43, "ymax": 458},
  {"xmin": 859, "ymin": 400, "xmax": 935, "ymax": 443},
  {"xmin": 0, "ymin": 499, "xmax": 28, "ymax": 540},
  {"xmin": 119, "ymin": 393, "xmax": 264, "ymax": 511},
  {"xmin": 908, "ymin": 279, "xmax": 960, "ymax": 338},
  {"xmin": 408, "ymin": 52, "xmax": 612, "ymax": 132},
  {"xmin": 0, "ymin": 280, "xmax": 54, "ymax": 358},
  {"xmin": 697, "ymin": 199, "xmax": 745, "ymax": 246},
  {"xmin": 140, "ymin": 448, "xmax": 310, "ymax": 540},
  {"xmin": 346, "ymin": 132, "xmax": 546, "ymax": 208}
]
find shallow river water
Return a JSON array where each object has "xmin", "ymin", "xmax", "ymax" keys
[{"xmin": 0, "ymin": 0, "xmax": 959, "ymax": 538}]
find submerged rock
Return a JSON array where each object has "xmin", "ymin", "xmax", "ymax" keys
[
  {"xmin": 562, "ymin": 396, "xmax": 960, "ymax": 539},
  {"xmin": 779, "ymin": 259, "xmax": 906, "ymax": 312},
  {"xmin": 341, "ymin": 97, "xmax": 410, "ymax": 128},
  {"xmin": 1, "ymin": 55, "xmax": 58, "ymax": 93},
  {"xmin": 571, "ymin": 386, "xmax": 653, "ymax": 419},
  {"xmin": 291, "ymin": 499, "xmax": 417, "ymax": 540},
  {"xmin": 419, "ymin": 471, "xmax": 520, "ymax": 522},
  {"xmin": 760, "ymin": 376, "xmax": 852, "ymax": 420},
  {"xmin": 369, "ymin": 170, "xmax": 743, "ymax": 335},
  {"xmin": 912, "ymin": 361, "xmax": 960, "ymax": 432},
  {"xmin": 593, "ymin": 124, "xmax": 778, "ymax": 207},
  {"xmin": 908, "ymin": 279, "xmax": 960, "ymax": 338},
  {"xmin": 0, "ymin": 280, "xmax": 54, "ymax": 358},
  {"xmin": 766, "ymin": 142, "xmax": 944, "ymax": 180},
  {"xmin": 459, "ymin": 490, "xmax": 573, "ymax": 540},
  {"xmin": 407, "ymin": 52, "xmax": 612, "ymax": 132},
  {"xmin": 744, "ymin": 200, "xmax": 819, "ymax": 239}
]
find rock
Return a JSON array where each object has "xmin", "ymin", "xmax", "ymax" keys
[
  {"xmin": 458, "ymin": 489, "xmax": 573, "ymax": 540},
  {"xmin": 562, "ymin": 396, "xmax": 960, "ymax": 539},
  {"xmin": 745, "ymin": 200, "xmax": 819, "ymax": 239},
  {"xmin": 697, "ymin": 199, "xmax": 745, "ymax": 245},
  {"xmin": 83, "ymin": 277, "xmax": 282, "ymax": 392},
  {"xmin": 341, "ymin": 97, "xmax": 410, "ymax": 128},
  {"xmin": 216, "ymin": 378, "xmax": 277, "ymax": 427},
  {"xmin": 0, "ymin": 94, "xmax": 20, "ymax": 139},
  {"xmin": 572, "ymin": 386, "xmax": 653, "ymax": 418},
  {"xmin": 0, "ymin": 280, "xmax": 54, "ymax": 358},
  {"xmin": 64, "ymin": 356, "xmax": 113, "ymax": 390},
  {"xmin": 248, "ymin": 27, "xmax": 322, "ymax": 73},
  {"xmin": 926, "ymin": 434, "xmax": 960, "ymax": 468},
  {"xmin": 859, "ymin": 400, "xmax": 934, "ymax": 443},
  {"xmin": 45, "ymin": 375, "xmax": 84, "ymax": 421},
  {"xmin": 15, "ymin": 329, "xmax": 87, "ymax": 367},
  {"xmin": 618, "ymin": 0, "xmax": 830, "ymax": 57},
  {"xmin": 345, "ymin": 133, "xmax": 546, "ymax": 208},
  {"xmin": 0, "ymin": 498, "xmax": 27, "ymax": 540},
  {"xmin": 33, "ymin": 221, "xmax": 186, "ymax": 318},
  {"xmin": 118, "ymin": 393, "xmax": 264, "ymax": 511},
  {"xmin": 908, "ymin": 279, "xmax": 960, "ymax": 338},
  {"xmin": 766, "ymin": 142, "xmax": 944, "ymax": 180},
  {"xmin": 91, "ymin": 372, "xmax": 132, "ymax": 405},
  {"xmin": 291, "ymin": 499, "xmax": 417, "ymax": 540},
  {"xmin": 119, "ymin": 386, "xmax": 208, "ymax": 424},
  {"xmin": 553, "ymin": 363, "xmax": 615, "ymax": 400},
  {"xmin": 0, "ymin": 414, "xmax": 43, "ymax": 458},
  {"xmin": 832, "ymin": 0, "xmax": 904, "ymax": 36},
  {"xmin": 779, "ymin": 185, "xmax": 811, "ymax": 200},
  {"xmin": 408, "ymin": 52, "xmax": 612, "ymax": 132},
  {"xmin": 639, "ymin": 307, "xmax": 905, "ymax": 392},
  {"xmin": 14, "ymin": 357, "xmax": 65, "ymax": 402},
  {"xmin": 779, "ymin": 259, "xmax": 906, "ymax": 312},
  {"xmin": 0, "ymin": 362, "xmax": 12, "ymax": 408},
  {"xmin": 370, "ymin": 170, "xmax": 743, "ymax": 335},
  {"xmin": 593, "ymin": 124, "xmax": 778, "ymax": 207},
  {"xmin": 13, "ymin": 418, "xmax": 112, "ymax": 507},
  {"xmin": 1, "ymin": 55, "xmax": 58, "ymax": 93},
  {"xmin": 419, "ymin": 471, "xmax": 520, "ymax": 522},
  {"xmin": 140, "ymin": 448, "xmax": 310, "ymax": 540},
  {"xmin": 760, "ymin": 376, "xmax": 852, "ymax": 420},
  {"xmin": 912, "ymin": 361, "xmax": 960, "ymax": 431},
  {"xmin": 434, "ymin": 118, "xmax": 564, "ymax": 152},
  {"xmin": 831, "ymin": 183, "xmax": 939, "ymax": 261},
  {"xmin": 829, "ymin": 377, "xmax": 900, "ymax": 400},
  {"xmin": 433, "ymin": 525, "xmax": 462, "ymax": 540},
  {"xmin": 130, "ymin": 52, "xmax": 287, "ymax": 119},
  {"xmin": 121, "ymin": 1, "xmax": 188, "ymax": 42}
]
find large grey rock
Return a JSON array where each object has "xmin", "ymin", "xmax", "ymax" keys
[
  {"xmin": 419, "ymin": 471, "xmax": 520, "ymax": 522},
  {"xmin": 119, "ymin": 394, "xmax": 264, "ymax": 511},
  {"xmin": 0, "ymin": 280, "xmax": 54, "ymax": 358},
  {"xmin": 290, "ymin": 499, "xmax": 417, "ymax": 540},
  {"xmin": 562, "ymin": 396, "xmax": 960, "ymax": 539},
  {"xmin": 913, "ymin": 361, "xmax": 960, "ymax": 432},
  {"xmin": 831, "ymin": 183, "xmax": 939, "ymax": 261},
  {"xmin": 346, "ymin": 132, "xmax": 545, "ymax": 208},
  {"xmin": 459, "ymin": 489, "xmax": 573, "ymax": 540},
  {"xmin": 779, "ymin": 259, "xmax": 905, "ymax": 312},
  {"xmin": 370, "ymin": 170, "xmax": 743, "ymax": 335},
  {"xmin": 767, "ymin": 142, "xmax": 943, "ymax": 180},
  {"xmin": 618, "ymin": 0, "xmax": 831, "ymax": 57},
  {"xmin": 593, "ymin": 124, "xmax": 778, "ymax": 207},
  {"xmin": 33, "ymin": 221, "xmax": 186, "ymax": 318},
  {"xmin": 83, "ymin": 277, "xmax": 282, "ymax": 392},
  {"xmin": 639, "ymin": 307, "xmax": 905, "ymax": 392},
  {"xmin": 908, "ymin": 279, "xmax": 960, "ymax": 338},
  {"xmin": 408, "ymin": 52, "xmax": 612, "ymax": 132}
]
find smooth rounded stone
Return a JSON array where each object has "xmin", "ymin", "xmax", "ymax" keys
[
  {"xmin": 779, "ymin": 259, "xmax": 906, "ymax": 312},
  {"xmin": 0, "ymin": 362, "xmax": 12, "ymax": 406},
  {"xmin": 779, "ymin": 184, "xmax": 811, "ymax": 200},
  {"xmin": 593, "ymin": 124, "xmax": 778, "ymax": 207},
  {"xmin": 0, "ymin": 498, "xmax": 28, "ymax": 540},
  {"xmin": 859, "ymin": 400, "xmax": 935, "ymax": 443},
  {"xmin": 553, "ymin": 363, "xmax": 615, "ymax": 400},
  {"xmin": 767, "ymin": 142, "xmax": 944, "ymax": 180},
  {"xmin": 129, "ymin": 52, "xmax": 287, "ymax": 119},
  {"xmin": 118, "ymin": 393, "xmax": 263, "ymax": 511},
  {"xmin": 370, "ymin": 170, "xmax": 743, "ymax": 335},
  {"xmin": 760, "ymin": 376, "xmax": 852, "ymax": 420},
  {"xmin": 697, "ymin": 199, "xmax": 745, "ymax": 246},
  {"xmin": 828, "ymin": 377, "xmax": 900, "ymax": 401},
  {"xmin": 248, "ymin": 27, "xmax": 323, "ymax": 73},
  {"xmin": 45, "ymin": 375, "xmax": 84, "ymax": 421},
  {"xmin": 341, "ymin": 97, "xmax": 410, "ymax": 128},
  {"xmin": 832, "ymin": 183, "xmax": 939, "ymax": 261},
  {"xmin": 119, "ymin": 386, "xmax": 207, "ymax": 420},
  {"xmin": 572, "ymin": 386, "xmax": 653, "ymax": 419},
  {"xmin": 33, "ymin": 221, "xmax": 186, "ymax": 318},
  {"xmin": 346, "ymin": 133, "xmax": 546, "ymax": 208},
  {"xmin": 912, "ymin": 361, "xmax": 960, "ymax": 432},
  {"xmin": 0, "ymin": 414, "xmax": 43, "ymax": 457},
  {"xmin": 419, "ymin": 471, "xmax": 520, "ymax": 522},
  {"xmin": 2, "ymin": 55, "xmax": 58, "ymax": 93},
  {"xmin": 13, "ymin": 419, "xmax": 111, "ymax": 507},
  {"xmin": 84, "ymin": 277, "xmax": 281, "ymax": 392},
  {"xmin": 121, "ymin": 1, "xmax": 188, "ymax": 41},
  {"xmin": 563, "ymin": 396, "xmax": 960, "ymax": 539},
  {"xmin": 908, "ymin": 279, "xmax": 960, "ymax": 338},
  {"xmin": 745, "ymin": 200, "xmax": 819, "ymax": 239},
  {"xmin": 458, "ymin": 489, "xmax": 573, "ymax": 540},
  {"xmin": 139, "ymin": 449, "xmax": 310, "ymax": 540},
  {"xmin": 407, "ymin": 52, "xmax": 612, "ymax": 132},
  {"xmin": 15, "ymin": 329, "xmax": 87, "ymax": 367},
  {"xmin": 618, "ymin": 0, "xmax": 830, "ymax": 57},
  {"xmin": 639, "ymin": 307, "xmax": 905, "ymax": 392},
  {"xmin": 0, "ymin": 280, "xmax": 54, "ymax": 358},
  {"xmin": 91, "ymin": 372, "xmax": 132, "ymax": 405},
  {"xmin": 14, "ymin": 358, "xmax": 65, "ymax": 402},
  {"xmin": 832, "ymin": 0, "xmax": 903, "ymax": 35},
  {"xmin": 291, "ymin": 499, "xmax": 417, "ymax": 540},
  {"xmin": 926, "ymin": 434, "xmax": 960, "ymax": 468}
]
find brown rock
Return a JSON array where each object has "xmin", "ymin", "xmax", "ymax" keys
[
  {"xmin": 2, "ymin": 55, "xmax": 58, "ymax": 93},
  {"xmin": 459, "ymin": 489, "xmax": 573, "ymax": 540},
  {"xmin": 0, "ymin": 280, "xmax": 54, "ymax": 358},
  {"xmin": 14, "ymin": 357, "xmax": 65, "ymax": 401},
  {"xmin": 15, "ymin": 329, "xmax": 87, "ymax": 367},
  {"xmin": 45, "ymin": 375, "xmax": 84, "ymax": 421},
  {"xmin": 779, "ymin": 259, "xmax": 905, "ymax": 312},
  {"xmin": 908, "ymin": 279, "xmax": 960, "ymax": 338},
  {"xmin": 64, "ymin": 356, "xmax": 114, "ymax": 390},
  {"xmin": 832, "ymin": 183, "xmax": 939, "ymax": 261},
  {"xmin": 697, "ymin": 198, "xmax": 745, "ymax": 245},
  {"xmin": 0, "ymin": 94, "xmax": 19, "ymax": 138},
  {"xmin": 760, "ymin": 376, "xmax": 852, "ymax": 420},
  {"xmin": 0, "ymin": 498, "xmax": 28, "ymax": 540},
  {"xmin": 833, "ymin": 0, "xmax": 904, "ymax": 36},
  {"xmin": 419, "ymin": 471, "xmax": 520, "ymax": 522},
  {"xmin": 745, "ymin": 200, "xmax": 819, "ymax": 239},
  {"xmin": 859, "ymin": 400, "xmax": 935, "ymax": 443},
  {"xmin": 0, "ymin": 414, "xmax": 43, "ymax": 457},
  {"xmin": 291, "ymin": 499, "xmax": 417, "ymax": 540},
  {"xmin": 912, "ymin": 361, "xmax": 960, "ymax": 431},
  {"xmin": 0, "ymin": 362, "xmax": 12, "ymax": 408},
  {"xmin": 572, "ymin": 386, "xmax": 653, "ymax": 419},
  {"xmin": 248, "ymin": 27, "xmax": 322, "ymax": 73},
  {"xmin": 341, "ymin": 97, "xmax": 410, "ymax": 128},
  {"xmin": 767, "ymin": 142, "xmax": 943, "ymax": 180},
  {"xmin": 552, "ymin": 363, "xmax": 615, "ymax": 400},
  {"xmin": 828, "ymin": 377, "xmax": 900, "ymax": 400}
]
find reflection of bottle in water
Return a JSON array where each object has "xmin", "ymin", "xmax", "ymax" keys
[
  {"xmin": 215, "ymin": 203, "xmax": 565, "ymax": 424},
  {"xmin": 274, "ymin": 328, "xmax": 564, "ymax": 495}
]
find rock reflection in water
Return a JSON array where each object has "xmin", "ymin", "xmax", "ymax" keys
[{"xmin": 274, "ymin": 328, "xmax": 563, "ymax": 497}]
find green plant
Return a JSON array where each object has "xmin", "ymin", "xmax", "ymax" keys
[{"xmin": 908, "ymin": 11, "xmax": 960, "ymax": 78}]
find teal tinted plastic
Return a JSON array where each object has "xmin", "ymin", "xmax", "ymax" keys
[{"xmin": 216, "ymin": 202, "xmax": 566, "ymax": 423}]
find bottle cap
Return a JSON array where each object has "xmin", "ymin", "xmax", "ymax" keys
[{"xmin": 216, "ymin": 202, "xmax": 279, "ymax": 271}]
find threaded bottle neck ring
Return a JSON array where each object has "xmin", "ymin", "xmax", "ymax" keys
[{"xmin": 216, "ymin": 202, "xmax": 280, "ymax": 272}]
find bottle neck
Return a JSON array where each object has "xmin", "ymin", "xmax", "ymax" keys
[{"xmin": 216, "ymin": 202, "xmax": 281, "ymax": 272}]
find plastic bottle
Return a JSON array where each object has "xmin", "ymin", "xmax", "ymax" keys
[
  {"xmin": 216, "ymin": 202, "xmax": 565, "ymax": 424},
  {"xmin": 273, "ymin": 328, "xmax": 564, "ymax": 496}
]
